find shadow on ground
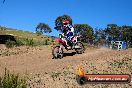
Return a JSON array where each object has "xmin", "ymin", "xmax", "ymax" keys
[{"xmin": 63, "ymin": 52, "xmax": 76, "ymax": 57}]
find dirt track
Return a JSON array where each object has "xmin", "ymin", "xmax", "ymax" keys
[
  {"xmin": 0, "ymin": 45, "xmax": 113, "ymax": 74},
  {"xmin": 0, "ymin": 45, "xmax": 132, "ymax": 88}
]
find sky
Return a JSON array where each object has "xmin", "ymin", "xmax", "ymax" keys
[{"xmin": 0, "ymin": 0, "xmax": 132, "ymax": 36}]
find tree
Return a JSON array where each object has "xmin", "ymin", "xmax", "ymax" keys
[
  {"xmin": 74, "ymin": 24, "xmax": 94, "ymax": 44},
  {"xmin": 121, "ymin": 25, "xmax": 132, "ymax": 46},
  {"xmin": 104, "ymin": 24, "xmax": 121, "ymax": 41},
  {"xmin": 94, "ymin": 28, "xmax": 107, "ymax": 46},
  {"xmin": 36, "ymin": 23, "xmax": 52, "ymax": 35},
  {"xmin": 104, "ymin": 24, "xmax": 132, "ymax": 47},
  {"xmin": 107, "ymin": 24, "xmax": 118, "ymax": 29},
  {"xmin": 54, "ymin": 14, "xmax": 72, "ymax": 32}
]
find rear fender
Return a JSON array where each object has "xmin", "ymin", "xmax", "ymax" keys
[{"xmin": 72, "ymin": 36, "xmax": 80, "ymax": 43}]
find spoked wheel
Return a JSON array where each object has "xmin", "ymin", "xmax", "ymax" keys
[
  {"xmin": 75, "ymin": 42, "xmax": 85, "ymax": 54},
  {"xmin": 52, "ymin": 45, "xmax": 63, "ymax": 59}
]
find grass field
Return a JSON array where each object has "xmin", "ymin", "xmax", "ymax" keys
[{"xmin": 0, "ymin": 26, "xmax": 55, "ymax": 47}]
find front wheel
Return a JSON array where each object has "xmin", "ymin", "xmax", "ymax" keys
[
  {"xmin": 52, "ymin": 45, "xmax": 63, "ymax": 59},
  {"xmin": 75, "ymin": 42, "xmax": 85, "ymax": 54}
]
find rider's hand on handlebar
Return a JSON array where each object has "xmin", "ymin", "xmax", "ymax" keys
[{"xmin": 62, "ymin": 33, "xmax": 65, "ymax": 37}]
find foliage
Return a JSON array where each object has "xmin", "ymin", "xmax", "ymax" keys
[
  {"xmin": 93, "ymin": 24, "xmax": 132, "ymax": 47},
  {"xmin": 94, "ymin": 28, "xmax": 107, "ymax": 46},
  {"xmin": 121, "ymin": 25, "xmax": 132, "ymax": 46},
  {"xmin": 4, "ymin": 38, "xmax": 49, "ymax": 48},
  {"xmin": 25, "ymin": 38, "xmax": 34, "ymax": 46},
  {"xmin": 0, "ymin": 26, "xmax": 49, "ymax": 42},
  {"xmin": 5, "ymin": 40, "xmax": 16, "ymax": 48},
  {"xmin": 0, "ymin": 68, "xmax": 27, "ymax": 88},
  {"xmin": 0, "ymin": 26, "xmax": 54, "ymax": 47},
  {"xmin": 16, "ymin": 38, "xmax": 49, "ymax": 46},
  {"xmin": 44, "ymin": 39, "xmax": 48, "ymax": 45},
  {"xmin": 105, "ymin": 24, "xmax": 121, "ymax": 41},
  {"xmin": 54, "ymin": 14, "xmax": 72, "ymax": 31},
  {"xmin": 51, "ymin": 38, "xmax": 54, "ymax": 43},
  {"xmin": 5, "ymin": 38, "xmax": 37, "ymax": 48},
  {"xmin": 74, "ymin": 24, "xmax": 94, "ymax": 43},
  {"xmin": 0, "ymin": 26, "xmax": 6, "ymax": 30},
  {"xmin": 15, "ymin": 38, "xmax": 24, "ymax": 46},
  {"xmin": 36, "ymin": 23, "xmax": 52, "ymax": 34},
  {"xmin": 36, "ymin": 31, "xmax": 42, "ymax": 36}
]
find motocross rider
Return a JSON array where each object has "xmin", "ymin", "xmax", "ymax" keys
[{"xmin": 62, "ymin": 20, "xmax": 74, "ymax": 47}]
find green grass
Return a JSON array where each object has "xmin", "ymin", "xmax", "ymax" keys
[
  {"xmin": 0, "ymin": 26, "xmax": 48, "ymax": 40},
  {"xmin": 5, "ymin": 40, "xmax": 17, "ymax": 48},
  {"xmin": 0, "ymin": 68, "xmax": 27, "ymax": 88},
  {"xmin": 4, "ymin": 38, "xmax": 51, "ymax": 48},
  {"xmin": 0, "ymin": 26, "xmax": 55, "ymax": 47}
]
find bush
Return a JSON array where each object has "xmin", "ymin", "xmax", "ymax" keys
[
  {"xmin": 16, "ymin": 38, "xmax": 28, "ymax": 45},
  {"xmin": 36, "ymin": 31, "xmax": 42, "ymax": 36},
  {"xmin": 0, "ymin": 68, "xmax": 27, "ymax": 88},
  {"xmin": 15, "ymin": 39, "xmax": 24, "ymax": 46},
  {"xmin": 25, "ymin": 38, "xmax": 34, "ymax": 46},
  {"xmin": 51, "ymin": 38, "xmax": 54, "ymax": 44},
  {"xmin": 0, "ymin": 26, "xmax": 6, "ymax": 30},
  {"xmin": 5, "ymin": 40, "xmax": 16, "ymax": 48},
  {"xmin": 44, "ymin": 39, "xmax": 48, "ymax": 45},
  {"xmin": 36, "ymin": 40, "xmax": 45, "ymax": 45},
  {"xmin": 5, "ymin": 37, "xmax": 52, "ymax": 48}
]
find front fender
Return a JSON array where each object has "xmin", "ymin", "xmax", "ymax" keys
[
  {"xmin": 55, "ymin": 38, "xmax": 61, "ymax": 42},
  {"xmin": 55, "ymin": 38, "xmax": 66, "ymax": 45}
]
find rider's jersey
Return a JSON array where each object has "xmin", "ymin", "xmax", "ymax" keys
[
  {"xmin": 62, "ymin": 24, "xmax": 74, "ymax": 36},
  {"xmin": 68, "ymin": 25, "xmax": 74, "ymax": 34}
]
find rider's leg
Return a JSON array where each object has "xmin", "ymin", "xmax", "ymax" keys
[
  {"xmin": 68, "ymin": 36, "xmax": 73, "ymax": 43},
  {"xmin": 65, "ymin": 40, "xmax": 68, "ymax": 46},
  {"xmin": 67, "ymin": 36, "xmax": 73, "ymax": 47},
  {"xmin": 66, "ymin": 32, "xmax": 73, "ymax": 46}
]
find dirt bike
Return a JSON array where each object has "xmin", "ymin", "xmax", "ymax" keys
[{"xmin": 52, "ymin": 33, "xmax": 85, "ymax": 59}]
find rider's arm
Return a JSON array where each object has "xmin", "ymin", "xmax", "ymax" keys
[
  {"xmin": 70, "ymin": 27, "xmax": 74, "ymax": 33},
  {"xmin": 62, "ymin": 29, "xmax": 66, "ymax": 37}
]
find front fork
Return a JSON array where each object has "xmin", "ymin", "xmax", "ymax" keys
[{"xmin": 58, "ymin": 44, "xmax": 63, "ymax": 53}]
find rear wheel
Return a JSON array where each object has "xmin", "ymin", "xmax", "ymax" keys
[
  {"xmin": 52, "ymin": 45, "xmax": 63, "ymax": 59},
  {"xmin": 75, "ymin": 42, "xmax": 85, "ymax": 54}
]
